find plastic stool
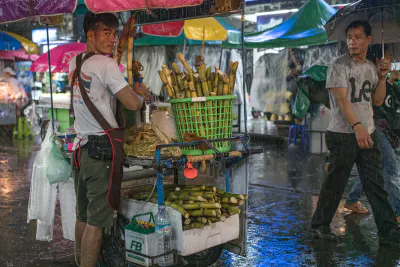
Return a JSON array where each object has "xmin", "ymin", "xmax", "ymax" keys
[
  {"xmin": 288, "ymin": 124, "xmax": 309, "ymax": 152},
  {"xmin": 12, "ymin": 117, "xmax": 31, "ymax": 139}
]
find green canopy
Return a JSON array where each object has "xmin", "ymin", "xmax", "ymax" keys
[
  {"xmin": 75, "ymin": 0, "xmax": 88, "ymax": 15},
  {"xmin": 135, "ymin": 32, "xmax": 220, "ymax": 46},
  {"xmin": 222, "ymin": 0, "xmax": 337, "ymax": 49}
]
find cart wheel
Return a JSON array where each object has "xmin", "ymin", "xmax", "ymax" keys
[
  {"xmin": 40, "ymin": 120, "xmax": 49, "ymax": 141},
  {"xmin": 182, "ymin": 245, "xmax": 223, "ymax": 267},
  {"xmin": 99, "ymin": 214, "xmax": 130, "ymax": 267}
]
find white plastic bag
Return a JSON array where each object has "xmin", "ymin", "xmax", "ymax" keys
[
  {"xmin": 59, "ymin": 178, "xmax": 76, "ymax": 241},
  {"xmin": 27, "ymin": 125, "xmax": 58, "ymax": 241}
]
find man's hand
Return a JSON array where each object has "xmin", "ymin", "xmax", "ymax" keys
[
  {"xmin": 389, "ymin": 70, "xmax": 400, "ymax": 84},
  {"xmin": 133, "ymin": 82, "xmax": 149, "ymax": 98},
  {"xmin": 354, "ymin": 124, "xmax": 373, "ymax": 149},
  {"xmin": 377, "ymin": 58, "xmax": 391, "ymax": 81}
]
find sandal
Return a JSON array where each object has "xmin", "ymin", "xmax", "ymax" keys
[{"xmin": 344, "ymin": 201, "xmax": 369, "ymax": 214}]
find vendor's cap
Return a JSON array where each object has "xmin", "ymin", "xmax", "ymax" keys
[{"xmin": 3, "ymin": 67, "xmax": 16, "ymax": 76}]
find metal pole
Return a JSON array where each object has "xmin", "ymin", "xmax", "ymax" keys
[
  {"xmin": 218, "ymin": 45, "xmax": 223, "ymax": 69},
  {"xmin": 183, "ymin": 36, "xmax": 187, "ymax": 58},
  {"xmin": 46, "ymin": 24, "xmax": 55, "ymax": 132},
  {"xmin": 241, "ymin": 1, "xmax": 248, "ymax": 134}
]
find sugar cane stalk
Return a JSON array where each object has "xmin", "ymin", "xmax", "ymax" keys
[
  {"xmin": 178, "ymin": 53, "xmax": 193, "ymax": 74},
  {"xmin": 198, "ymin": 65, "xmax": 210, "ymax": 96},
  {"xmin": 193, "ymin": 74, "xmax": 203, "ymax": 97},
  {"xmin": 158, "ymin": 70, "xmax": 174, "ymax": 98},
  {"xmin": 127, "ymin": 19, "xmax": 137, "ymax": 87}
]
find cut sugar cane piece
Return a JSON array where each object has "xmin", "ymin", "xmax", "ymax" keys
[
  {"xmin": 199, "ymin": 203, "xmax": 221, "ymax": 209},
  {"xmin": 182, "ymin": 203, "xmax": 201, "ymax": 210},
  {"xmin": 193, "ymin": 222, "xmax": 203, "ymax": 229},
  {"xmin": 184, "ymin": 218, "xmax": 192, "ymax": 225},
  {"xmin": 222, "ymin": 204, "xmax": 241, "ymax": 214},
  {"xmin": 224, "ymin": 192, "xmax": 245, "ymax": 200},
  {"xmin": 222, "ymin": 196, "xmax": 238, "ymax": 204},
  {"xmin": 165, "ymin": 201, "xmax": 190, "ymax": 218},
  {"xmin": 205, "ymin": 186, "xmax": 217, "ymax": 193}
]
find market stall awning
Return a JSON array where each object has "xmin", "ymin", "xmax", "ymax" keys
[
  {"xmin": 0, "ymin": 32, "xmax": 39, "ymax": 54},
  {"xmin": 142, "ymin": 17, "xmax": 240, "ymax": 41},
  {"xmin": 135, "ymin": 32, "xmax": 221, "ymax": 46},
  {"xmin": 84, "ymin": 0, "xmax": 203, "ymax": 13},
  {"xmin": 223, "ymin": 0, "xmax": 336, "ymax": 49},
  {"xmin": 137, "ymin": 17, "xmax": 240, "ymax": 46},
  {"xmin": 0, "ymin": 0, "xmax": 78, "ymax": 24},
  {"xmin": 0, "ymin": 49, "xmax": 39, "ymax": 61}
]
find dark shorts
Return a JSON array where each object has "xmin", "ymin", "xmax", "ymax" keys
[{"xmin": 73, "ymin": 148, "xmax": 114, "ymax": 228}]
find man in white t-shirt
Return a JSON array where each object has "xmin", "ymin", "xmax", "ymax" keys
[{"xmin": 69, "ymin": 12, "xmax": 149, "ymax": 267}]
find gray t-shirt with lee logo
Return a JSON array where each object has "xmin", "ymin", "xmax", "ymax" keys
[{"xmin": 326, "ymin": 54, "xmax": 379, "ymax": 134}]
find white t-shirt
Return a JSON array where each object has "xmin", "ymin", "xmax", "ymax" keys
[
  {"xmin": 326, "ymin": 55, "xmax": 378, "ymax": 134},
  {"xmin": 69, "ymin": 54, "xmax": 128, "ymax": 149}
]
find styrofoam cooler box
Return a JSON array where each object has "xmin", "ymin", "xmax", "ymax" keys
[
  {"xmin": 120, "ymin": 198, "xmax": 240, "ymax": 256},
  {"xmin": 125, "ymin": 228, "xmax": 158, "ymax": 266}
]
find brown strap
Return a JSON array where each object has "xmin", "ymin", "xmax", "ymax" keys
[
  {"xmin": 72, "ymin": 52, "xmax": 114, "ymax": 131},
  {"xmin": 70, "ymin": 53, "xmax": 92, "ymax": 117}
]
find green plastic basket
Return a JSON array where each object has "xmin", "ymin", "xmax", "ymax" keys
[
  {"xmin": 125, "ymin": 212, "xmax": 155, "ymax": 235},
  {"xmin": 169, "ymin": 95, "xmax": 236, "ymax": 155}
]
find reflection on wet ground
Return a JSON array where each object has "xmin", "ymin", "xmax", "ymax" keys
[{"xmin": 1, "ymin": 139, "xmax": 400, "ymax": 266}]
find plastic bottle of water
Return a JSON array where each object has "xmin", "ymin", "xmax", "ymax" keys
[{"xmin": 155, "ymin": 205, "xmax": 174, "ymax": 266}]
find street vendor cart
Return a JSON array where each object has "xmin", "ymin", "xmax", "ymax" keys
[
  {"xmin": 96, "ymin": 1, "xmax": 261, "ymax": 266},
  {"xmin": 1, "ymin": 0, "xmax": 259, "ymax": 266}
]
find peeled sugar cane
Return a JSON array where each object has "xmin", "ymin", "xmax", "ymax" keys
[
  {"xmin": 129, "ymin": 185, "xmax": 247, "ymax": 231},
  {"xmin": 158, "ymin": 54, "xmax": 239, "ymax": 99}
]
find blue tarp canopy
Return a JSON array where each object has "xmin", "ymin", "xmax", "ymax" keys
[{"xmin": 223, "ymin": 0, "xmax": 337, "ymax": 49}]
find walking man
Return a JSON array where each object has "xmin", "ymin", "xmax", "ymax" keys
[
  {"xmin": 311, "ymin": 20, "xmax": 400, "ymax": 244},
  {"xmin": 344, "ymin": 45, "xmax": 400, "ymax": 223}
]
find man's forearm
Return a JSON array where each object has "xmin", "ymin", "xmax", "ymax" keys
[
  {"xmin": 337, "ymin": 99, "xmax": 360, "ymax": 128},
  {"xmin": 372, "ymin": 79, "xmax": 386, "ymax": 107}
]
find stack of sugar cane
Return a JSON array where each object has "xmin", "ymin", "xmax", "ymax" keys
[
  {"xmin": 131, "ymin": 185, "xmax": 247, "ymax": 230},
  {"xmin": 158, "ymin": 53, "xmax": 239, "ymax": 140},
  {"xmin": 158, "ymin": 53, "xmax": 239, "ymax": 100}
]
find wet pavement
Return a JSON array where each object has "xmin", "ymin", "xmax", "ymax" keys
[{"xmin": 1, "ymin": 138, "xmax": 400, "ymax": 266}]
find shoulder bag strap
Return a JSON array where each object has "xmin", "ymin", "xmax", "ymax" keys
[{"xmin": 72, "ymin": 52, "xmax": 113, "ymax": 131}]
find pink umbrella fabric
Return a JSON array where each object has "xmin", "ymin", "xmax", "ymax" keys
[
  {"xmin": 0, "ymin": 49, "xmax": 39, "ymax": 61},
  {"xmin": 0, "ymin": 0, "xmax": 77, "ymax": 24},
  {"xmin": 30, "ymin": 42, "xmax": 86, "ymax": 73},
  {"xmin": 142, "ymin": 21, "xmax": 184, "ymax": 37},
  {"xmin": 84, "ymin": 0, "xmax": 203, "ymax": 13}
]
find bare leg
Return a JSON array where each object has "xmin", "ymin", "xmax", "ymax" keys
[
  {"xmin": 81, "ymin": 224, "xmax": 103, "ymax": 267},
  {"xmin": 75, "ymin": 221, "xmax": 87, "ymax": 266}
]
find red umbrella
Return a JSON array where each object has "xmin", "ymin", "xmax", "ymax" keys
[{"xmin": 30, "ymin": 42, "xmax": 86, "ymax": 73}]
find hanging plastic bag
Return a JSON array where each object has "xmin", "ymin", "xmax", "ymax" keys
[
  {"xmin": 46, "ymin": 137, "xmax": 71, "ymax": 184},
  {"xmin": 27, "ymin": 125, "xmax": 58, "ymax": 241},
  {"xmin": 292, "ymin": 87, "xmax": 310, "ymax": 119},
  {"xmin": 23, "ymin": 102, "xmax": 41, "ymax": 135}
]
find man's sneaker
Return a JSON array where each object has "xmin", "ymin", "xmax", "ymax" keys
[
  {"xmin": 312, "ymin": 226, "xmax": 338, "ymax": 241},
  {"xmin": 379, "ymin": 227, "xmax": 400, "ymax": 245}
]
